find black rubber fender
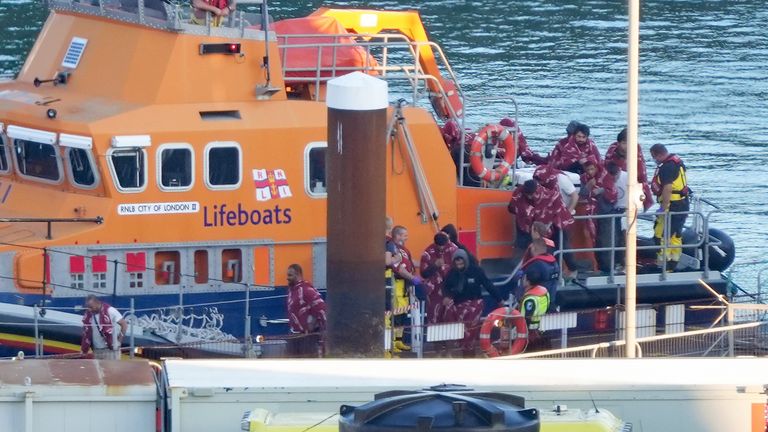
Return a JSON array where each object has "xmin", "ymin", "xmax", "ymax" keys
[{"xmin": 682, "ymin": 227, "xmax": 735, "ymax": 272}]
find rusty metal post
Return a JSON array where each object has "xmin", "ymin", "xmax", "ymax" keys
[{"xmin": 325, "ymin": 72, "xmax": 389, "ymax": 357}]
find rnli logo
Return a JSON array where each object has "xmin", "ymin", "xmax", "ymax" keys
[{"xmin": 253, "ymin": 169, "xmax": 292, "ymax": 201}]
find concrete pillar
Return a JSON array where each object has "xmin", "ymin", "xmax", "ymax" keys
[{"xmin": 325, "ymin": 72, "xmax": 389, "ymax": 357}]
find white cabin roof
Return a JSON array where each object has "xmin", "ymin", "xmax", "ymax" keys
[{"xmin": 163, "ymin": 358, "xmax": 768, "ymax": 391}]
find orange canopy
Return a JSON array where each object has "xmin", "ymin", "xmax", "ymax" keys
[{"xmin": 272, "ymin": 16, "xmax": 379, "ymax": 81}]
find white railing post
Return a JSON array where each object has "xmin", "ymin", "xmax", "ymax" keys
[
  {"xmin": 727, "ymin": 304, "xmax": 735, "ymax": 357},
  {"xmin": 33, "ymin": 305, "xmax": 40, "ymax": 358},
  {"xmin": 129, "ymin": 298, "xmax": 135, "ymax": 359},
  {"xmin": 625, "ymin": 0, "xmax": 641, "ymax": 359}
]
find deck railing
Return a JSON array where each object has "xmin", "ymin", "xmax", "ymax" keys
[
  {"xmin": 46, "ymin": 0, "xmax": 268, "ymax": 39},
  {"xmin": 496, "ymin": 320, "xmax": 768, "ymax": 359}
]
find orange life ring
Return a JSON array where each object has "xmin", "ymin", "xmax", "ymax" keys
[
  {"xmin": 469, "ymin": 124, "xmax": 516, "ymax": 183},
  {"xmin": 479, "ymin": 307, "xmax": 528, "ymax": 357},
  {"xmin": 430, "ymin": 79, "xmax": 464, "ymax": 120}
]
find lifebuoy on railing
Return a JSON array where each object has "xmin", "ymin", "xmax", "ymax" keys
[
  {"xmin": 469, "ymin": 124, "xmax": 516, "ymax": 183},
  {"xmin": 479, "ymin": 307, "xmax": 528, "ymax": 357},
  {"xmin": 431, "ymin": 78, "xmax": 464, "ymax": 120}
]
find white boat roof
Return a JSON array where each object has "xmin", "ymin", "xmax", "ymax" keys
[{"xmin": 164, "ymin": 358, "xmax": 768, "ymax": 391}]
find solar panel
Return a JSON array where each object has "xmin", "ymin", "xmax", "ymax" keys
[{"xmin": 61, "ymin": 37, "xmax": 88, "ymax": 69}]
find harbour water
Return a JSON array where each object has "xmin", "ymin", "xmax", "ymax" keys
[{"xmin": 1, "ymin": 0, "xmax": 766, "ymax": 287}]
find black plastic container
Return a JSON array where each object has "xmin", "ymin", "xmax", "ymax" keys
[{"xmin": 339, "ymin": 385, "xmax": 540, "ymax": 432}]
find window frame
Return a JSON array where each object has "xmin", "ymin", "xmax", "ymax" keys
[
  {"xmin": 204, "ymin": 141, "xmax": 242, "ymax": 191},
  {"xmin": 0, "ymin": 124, "xmax": 10, "ymax": 175},
  {"xmin": 156, "ymin": 143, "xmax": 195, "ymax": 192},
  {"xmin": 304, "ymin": 141, "xmax": 327, "ymax": 199},
  {"xmin": 12, "ymin": 137, "xmax": 64, "ymax": 185},
  {"xmin": 107, "ymin": 147, "xmax": 148, "ymax": 193},
  {"xmin": 64, "ymin": 147, "xmax": 100, "ymax": 189}
]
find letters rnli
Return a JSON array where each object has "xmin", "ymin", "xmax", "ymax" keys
[{"xmin": 203, "ymin": 203, "xmax": 292, "ymax": 227}]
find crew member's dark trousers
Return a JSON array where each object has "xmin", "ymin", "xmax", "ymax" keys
[
  {"xmin": 596, "ymin": 212, "xmax": 624, "ymax": 272},
  {"xmin": 552, "ymin": 227, "xmax": 578, "ymax": 271}
]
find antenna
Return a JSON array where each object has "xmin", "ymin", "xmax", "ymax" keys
[
  {"xmin": 588, "ymin": 391, "xmax": 599, "ymax": 413},
  {"xmin": 255, "ymin": 0, "xmax": 279, "ymax": 98},
  {"xmin": 261, "ymin": 0, "xmax": 270, "ymax": 84}
]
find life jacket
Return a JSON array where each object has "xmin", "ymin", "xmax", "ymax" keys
[
  {"xmin": 80, "ymin": 302, "xmax": 115, "ymax": 353},
  {"xmin": 652, "ymin": 154, "xmax": 689, "ymax": 202},
  {"xmin": 385, "ymin": 236, "xmax": 396, "ymax": 287},
  {"xmin": 394, "ymin": 244, "xmax": 415, "ymax": 281},
  {"xmin": 521, "ymin": 285, "xmax": 550, "ymax": 330},
  {"xmin": 520, "ymin": 254, "xmax": 560, "ymax": 305}
]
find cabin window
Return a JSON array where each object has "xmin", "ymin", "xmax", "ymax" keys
[
  {"xmin": 158, "ymin": 144, "xmax": 194, "ymax": 191},
  {"xmin": 109, "ymin": 148, "xmax": 147, "ymax": 192},
  {"xmin": 155, "ymin": 251, "xmax": 181, "ymax": 285},
  {"xmin": 205, "ymin": 142, "xmax": 241, "ymax": 189},
  {"xmin": 305, "ymin": 142, "xmax": 327, "ymax": 198},
  {"xmin": 0, "ymin": 136, "xmax": 9, "ymax": 174},
  {"xmin": 194, "ymin": 250, "xmax": 209, "ymax": 284},
  {"xmin": 14, "ymin": 139, "xmax": 62, "ymax": 182},
  {"xmin": 221, "ymin": 248, "xmax": 242, "ymax": 283},
  {"xmin": 66, "ymin": 147, "xmax": 98, "ymax": 188}
]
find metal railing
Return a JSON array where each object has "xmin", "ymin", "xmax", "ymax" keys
[
  {"xmin": 725, "ymin": 260, "xmax": 768, "ymax": 305},
  {"xmin": 47, "ymin": 0, "xmax": 268, "ymax": 38},
  {"xmin": 552, "ymin": 206, "xmax": 722, "ymax": 287},
  {"xmin": 277, "ymin": 32, "xmax": 520, "ymax": 136},
  {"xmin": 12, "ymin": 290, "xmax": 768, "ymax": 360},
  {"xmin": 278, "ymin": 34, "xmax": 465, "ymax": 118},
  {"xmin": 498, "ymin": 321, "xmax": 768, "ymax": 359}
]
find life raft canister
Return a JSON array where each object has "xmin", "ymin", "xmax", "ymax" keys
[
  {"xmin": 479, "ymin": 307, "xmax": 528, "ymax": 357},
  {"xmin": 430, "ymin": 78, "xmax": 464, "ymax": 120},
  {"xmin": 469, "ymin": 124, "xmax": 516, "ymax": 183}
]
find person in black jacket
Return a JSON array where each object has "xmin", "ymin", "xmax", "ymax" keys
[
  {"xmin": 442, "ymin": 249, "xmax": 503, "ymax": 357},
  {"xmin": 440, "ymin": 223, "xmax": 478, "ymax": 267}
]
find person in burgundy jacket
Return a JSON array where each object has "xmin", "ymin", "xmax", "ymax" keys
[
  {"xmin": 605, "ymin": 127, "xmax": 654, "ymax": 211},
  {"xmin": 580, "ymin": 158, "xmax": 620, "ymax": 273},
  {"xmin": 286, "ymin": 264, "xmax": 327, "ymax": 334},
  {"xmin": 420, "ymin": 232, "xmax": 459, "ymax": 324},
  {"xmin": 548, "ymin": 122, "xmax": 601, "ymax": 173}
]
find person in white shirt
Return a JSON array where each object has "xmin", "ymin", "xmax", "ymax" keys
[
  {"xmin": 80, "ymin": 295, "xmax": 127, "ymax": 360},
  {"xmin": 556, "ymin": 172, "xmax": 579, "ymax": 215},
  {"xmin": 606, "ymin": 161, "xmax": 629, "ymax": 270}
]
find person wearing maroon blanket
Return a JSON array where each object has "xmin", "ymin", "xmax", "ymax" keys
[
  {"xmin": 553, "ymin": 120, "xmax": 581, "ymax": 151},
  {"xmin": 420, "ymin": 232, "xmax": 458, "ymax": 324},
  {"xmin": 580, "ymin": 158, "xmax": 620, "ymax": 273},
  {"xmin": 442, "ymin": 249, "xmax": 504, "ymax": 357},
  {"xmin": 286, "ymin": 264, "xmax": 327, "ymax": 334},
  {"xmin": 498, "ymin": 117, "xmax": 548, "ymax": 165},
  {"xmin": 533, "ymin": 164, "xmax": 579, "ymax": 216},
  {"xmin": 605, "ymin": 127, "xmax": 654, "ymax": 211},
  {"xmin": 508, "ymin": 179, "xmax": 577, "ymax": 273},
  {"xmin": 548, "ymin": 122, "xmax": 601, "ymax": 174}
]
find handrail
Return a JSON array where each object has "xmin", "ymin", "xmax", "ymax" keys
[
  {"xmin": 48, "ymin": 0, "xmax": 265, "ymax": 38},
  {"xmin": 550, "ymin": 209, "xmax": 721, "ymax": 288},
  {"xmin": 277, "ymin": 32, "xmax": 519, "ymax": 135},
  {"xmin": 0, "ymin": 216, "xmax": 103, "ymax": 240},
  {"xmin": 496, "ymin": 321, "xmax": 765, "ymax": 359}
]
